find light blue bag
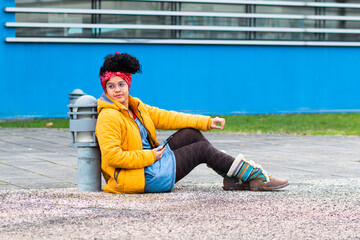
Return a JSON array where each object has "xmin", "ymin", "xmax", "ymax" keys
[
  {"xmin": 133, "ymin": 117, "xmax": 176, "ymax": 193},
  {"xmin": 144, "ymin": 143, "xmax": 176, "ymax": 193}
]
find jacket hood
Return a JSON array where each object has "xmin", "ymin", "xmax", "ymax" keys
[
  {"xmin": 97, "ymin": 93, "xmax": 140, "ymax": 114},
  {"xmin": 97, "ymin": 93, "xmax": 125, "ymax": 114}
]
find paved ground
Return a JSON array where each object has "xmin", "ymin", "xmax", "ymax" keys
[{"xmin": 0, "ymin": 128, "xmax": 359, "ymax": 239}]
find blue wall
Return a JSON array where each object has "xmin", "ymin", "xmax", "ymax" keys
[{"xmin": 1, "ymin": 2, "xmax": 360, "ymax": 118}]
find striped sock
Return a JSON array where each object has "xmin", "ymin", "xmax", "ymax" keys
[
  {"xmin": 227, "ymin": 154, "xmax": 272, "ymax": 183},
  {"xmin": 214, "ymin": 169, "xmax": 239, "ymax": 183}
]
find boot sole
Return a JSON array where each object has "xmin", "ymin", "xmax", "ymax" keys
[
  {"xmin": 223, "ymin": 186, "xmax": 250, "ymax": 191},
  {"xmin": 250, "ymin": 182, "xmax": 289, "ymax": 191}
]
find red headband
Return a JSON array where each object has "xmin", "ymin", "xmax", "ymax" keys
[
  {"xmin": 100, "ymin": 71, "xmax": 132, "ymax": 92},
  {"xmin": 100, "ymin": 51, "xmax": 132, "ymax": 92}
]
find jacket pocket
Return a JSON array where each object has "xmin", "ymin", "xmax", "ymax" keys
[
  {"xmin": 114, "ymin": 168, "xmax": 122, "ymax": 189},
  {"xmin": 145, "ymin": 170, "xmax": 156, "ymax": 183}
]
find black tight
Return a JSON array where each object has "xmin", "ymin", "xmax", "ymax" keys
[{"xmin": 168, "ymin": 128, "xmax": 235, "ymax": 182}]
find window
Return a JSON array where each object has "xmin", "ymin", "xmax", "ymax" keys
[{"xmin": 5, "ymin": 0, "xmax": 360, "ymax": 45}]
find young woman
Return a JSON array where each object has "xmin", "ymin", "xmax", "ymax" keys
[{"xmin": 95, "ymin": 52, "xmax": 289, "ymax": 194}]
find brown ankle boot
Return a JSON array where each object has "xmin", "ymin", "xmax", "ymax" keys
[
  {"xmin": 249, "ymin": 177, "xmax": 289, "ymax": 191},
  {"xmin": 223, "ymin": 178, "xmax": 250, "ymax": 191}
]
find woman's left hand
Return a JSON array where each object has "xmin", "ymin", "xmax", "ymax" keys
[{"xmin": 210, "ymin": 117, "xmax": 225, "ymax": 130}]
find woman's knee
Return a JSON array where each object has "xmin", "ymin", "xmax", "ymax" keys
[
  {"xmin": 169, "ymin": 128, "xmax": 208, "ymax": 150},
  {"xmin": 177, "ymin": 128, "xmax": 200, "ymax": 135},
  {"xmin": 176, "ymin": 128, "xmax": 205, "ymax": 140}
]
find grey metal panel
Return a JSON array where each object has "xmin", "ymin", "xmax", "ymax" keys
[
  {"xmin": 68, "ymin": 112, "xmax": 97, "ymax": 116},
  {"xmin": 69, "ymin": 119, "xmax": 97, "ymax": 132},
  {"xmin": 5, "ymin": 7, "xmax": 360, "ymax": 21},
  {"xmin": 6, "ymin": 22, "xmax": 360, "ymax": 34},
  {"xmin": 72, "ymin": 142, "xmax": 99, "ymax": 147},
  {"xmin": 63, "ymin": 0, "xmax": 358, "ymax": 8}
]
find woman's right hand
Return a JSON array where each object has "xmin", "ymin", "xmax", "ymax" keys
[
  {"xmin": 210, "ymin": 117, "xmax": 226, "ymax": 130},
  {"xmin": 153, "ymin": 145, "xmax": 166, "ymax": 160}
]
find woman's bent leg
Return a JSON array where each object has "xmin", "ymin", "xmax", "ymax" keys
[
  {"xmin": 171, "ymin": 129, "xmax": 270, "ymax": 183},
  {"xmin": 169, "ymin": 128, "xmax": 288, "ymax": 190},
  {"xmin": 168, "ymin": 128, "xmax": 209, "ymax": 151},
  {"xmin": 174, "ymin": 142, "xmax": 273, "ymax": 184},
  {"xmin": 173, "ymin": 140, "xmax": 233, "ymax": 182}
]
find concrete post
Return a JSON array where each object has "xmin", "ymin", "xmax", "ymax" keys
[
  {"xmin": 68, "ymin": 94, "xmax": 101, "ymax": 191},
  {"xmin": 68, "ymin": 89, "xmax": 85, "ymax": 105},
  {"xmin": 77, "ymin": 147, "xmax": 101, "ymax": 191}
]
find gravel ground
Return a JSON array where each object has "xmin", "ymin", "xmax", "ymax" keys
[
  {"xmin": 1, "ymin": 178, "xmax": 359, "ymax": 240},
  {"xmin": 1, "ymin": 129, "xmax": 360, "ymax": 239}
]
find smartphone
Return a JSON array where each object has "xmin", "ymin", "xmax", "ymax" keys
[{"xmin": 160, "ymin": 135, "xmax": 173, "ymax": 150}]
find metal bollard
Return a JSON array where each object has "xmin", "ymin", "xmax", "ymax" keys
[
  {"xmin": 68, "ymin": 89, "xmax": 85, "ymax": 105},
  {"xmin": 68, "ymin": 95, "xmax": 101, "ymax": 191}
]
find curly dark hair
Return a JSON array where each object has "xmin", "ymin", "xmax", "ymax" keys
[{"xmin": 99, "ymin": 52, "xmax": 142, "ymax": 76}]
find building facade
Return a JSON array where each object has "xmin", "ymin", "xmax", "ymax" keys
[{"xmin": 1, "ymin": 0, "xmax": 360, "ymax": 118}]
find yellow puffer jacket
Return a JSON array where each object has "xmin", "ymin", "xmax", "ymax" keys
[{"xmin": 95, "ymin": 94, "xmax": 212, "ymax": 194}]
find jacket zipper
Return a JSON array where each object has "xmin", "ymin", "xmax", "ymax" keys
[
  {"xmin": 136, "ymin": 102, "xmax": 158, "ymax": 148},
  {"xmin": 122, "ymin": 102, "xmax": 155, "ymax": 148},
  {"xmin": 113, "ymin": 102, "xmax": 157, "ymax": 189},
  {"xmin": 114, "ymin": 107, "xmax": 134, "ymax": 189}
]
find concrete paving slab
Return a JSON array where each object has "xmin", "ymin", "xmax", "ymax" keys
[
  {"xmin": 0, "ymin": 168, "xmax": 55, "ymax": 182},
  {"xmin": 7, "ymin": 160, "xmax": 74, "ymax": 172},
  {"xmin": 0, "ymin": 184, "xmax": 21, "ymax": 190},
  {"xmin": 20, "ymin": 181, "xmax": 76, "ymax": 189},
  {"xmin": 1, "ymin": 128, "xmax": 360, "ymax": 188},
  {"xmin": 0, "ymin": 155, "xmax": 40, "ymax": 162}
]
